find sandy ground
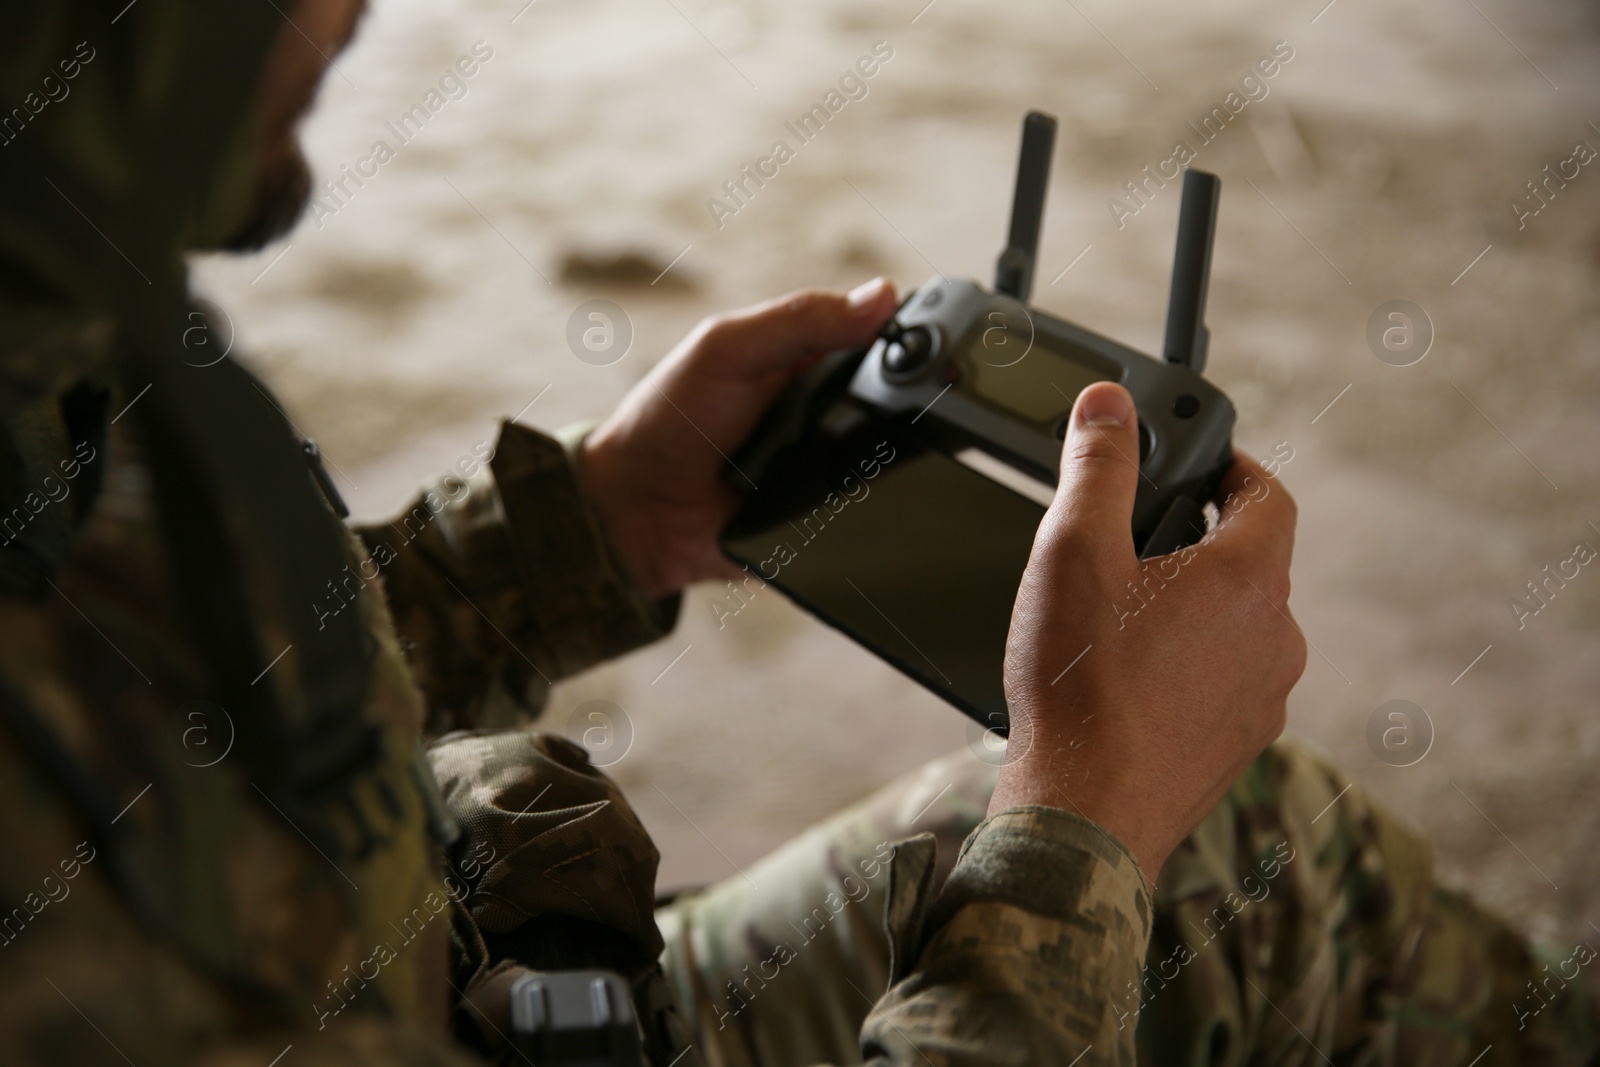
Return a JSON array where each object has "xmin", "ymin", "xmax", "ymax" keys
[{"xmin": 193, "ymin": 0, "xmax": 1600, "ymax": 940}]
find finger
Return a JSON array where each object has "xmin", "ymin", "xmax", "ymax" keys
[
  {"xmin": 689, "ymin": 279, "xmax": 898, "ymax": 377},
  {"xmin": 633, "ymin": 280, "xmax": 899, "ymax": 471},
  {"xmin": 1039, "ymin": 382, "xmax": 1143, "ymax": 568},
  {"xmin": 1206, "ymin": 447, "xmax": 1298, "ymax": 572}
]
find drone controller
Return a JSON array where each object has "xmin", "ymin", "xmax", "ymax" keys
[{"xmin": 720, "ymin": 110, "xmax": 1237, "ymax": 726}]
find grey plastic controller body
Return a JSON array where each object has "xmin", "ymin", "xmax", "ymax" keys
[{"xmin": 847, "ymin": 276, "xmax": 1234, "ymax": 557}]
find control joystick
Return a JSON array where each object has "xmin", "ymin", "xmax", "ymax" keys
[{"xmin": 881, "ymin": 324, "xmax": 936, "ymax": 377}]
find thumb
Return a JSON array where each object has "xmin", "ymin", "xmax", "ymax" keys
[{"xmin": 1048, "ymin": 382, "xmax": 1142, "ymax": 564}]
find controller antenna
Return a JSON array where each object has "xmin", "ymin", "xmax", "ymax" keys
[
  {"xmin": 1162, "ymin": 168, "xmax": 1222, "ymax": 373},
  {"xmin": 994, "ymin": 110, "xmax": 1057, "ymax": 303}
]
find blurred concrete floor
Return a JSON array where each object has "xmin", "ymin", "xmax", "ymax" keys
[{"xmin": 193, "ymin": 0, "xmax": 1600, "ymax": 940}]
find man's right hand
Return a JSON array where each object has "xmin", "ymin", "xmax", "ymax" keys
[{"xmin": 993, "ymin": 381, "xmax": 1307, "ymax": 881}]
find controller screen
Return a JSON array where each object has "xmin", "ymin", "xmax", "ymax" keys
[{"xmin": 957, "ymin": 326, "xmax": 1117, "ymax": 424}]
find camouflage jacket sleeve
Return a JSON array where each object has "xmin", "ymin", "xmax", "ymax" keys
[
  {"xmin": 354, "ymin": 420, "xmax": 679, "ymax": 737},
  {"xmin": 864, "ymin": 806, "xmax": 1153, "ymax": 1066}
]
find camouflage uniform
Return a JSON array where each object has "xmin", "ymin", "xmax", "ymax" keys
[
  {"xmin": 660, "ymin": 744, "xmax": 1600, "ymax": 1066},
  {"xmin": 1, "ymin": 4, "xmax": 1596, "ymax": 1066}
]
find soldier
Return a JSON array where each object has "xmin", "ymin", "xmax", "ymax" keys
[{"xmin": 0, "ymin": 2, "xmax": 1594, "ymax": 1066}]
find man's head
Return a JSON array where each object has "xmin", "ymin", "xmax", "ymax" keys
[{"xmin": 222, "ymin": 0, "xmax": 367, "ymax": 251}]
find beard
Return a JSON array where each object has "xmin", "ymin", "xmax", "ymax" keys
[
  {"xmin": 209, "ymin": 0, "xmax": 369, "ymax": 253},
  {"xmin": 218, "ymin": 139, "xmax": 314, "ymax": 253}
]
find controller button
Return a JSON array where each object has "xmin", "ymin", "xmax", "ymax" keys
[
  {"xmin": 1139, "ymin": 420, "xmax": 1154, "ymax": 462},
  {"xmin": 921, "ymin": 287, "xmax": 944, "ymax": 308},
  {"xmin": 883, "ymin": 326, "xmax": 934, "ymax": 375},
  {"xmin": 1172, "ymin": 394, "xmax": 1200, "ymax": 418}
]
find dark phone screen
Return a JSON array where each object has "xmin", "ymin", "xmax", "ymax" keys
[{"xmin": 720, "ymin": 414, "xmax": 1046, "ymax": 728}]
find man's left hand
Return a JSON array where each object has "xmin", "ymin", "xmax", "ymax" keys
[{"xmin": 576, "ymin": 278, "xmax": 898, "ymax": 598}]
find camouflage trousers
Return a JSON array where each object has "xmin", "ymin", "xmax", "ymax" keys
[{"xmin": 656, "ymin": 740, "xmax": 1600, "ymax": 1067}]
